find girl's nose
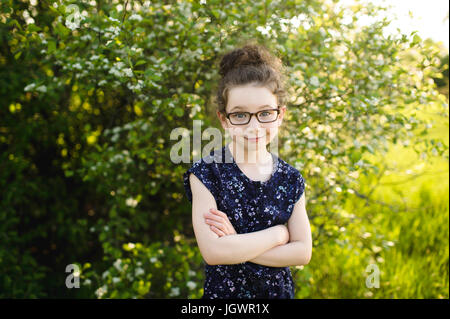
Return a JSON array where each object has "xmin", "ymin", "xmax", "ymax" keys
[
  {"xmin": 247, "ymin": 114, "xmax": 261, "ymax": 129},
  {"xmin": 245, "ymin": 116, "xmax": 265, "ymax": 137}
]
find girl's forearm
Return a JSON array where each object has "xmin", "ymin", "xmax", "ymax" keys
[
  {"xmin": 207, "ymin": 225, "xmax": 285, "ymax": 265},
  {"xmin": 249, "ymin": 240, "xmax": 311, "ymax": 267}
]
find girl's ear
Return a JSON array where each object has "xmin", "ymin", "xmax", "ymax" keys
[
  {"xmin": 217, "ymin": 111, "xmax": 228, "ymax": 129},
  {"xmin": 277, "ymin": 106, "xmax": 287, "ymax": 126}
]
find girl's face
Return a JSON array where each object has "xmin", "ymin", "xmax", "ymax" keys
[{"xmin": 217, "ymin": 84, "xmax": 286, "ymax": 151}]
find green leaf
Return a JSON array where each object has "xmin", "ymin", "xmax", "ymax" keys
[
  {"xmin": 350, "ymin": 150, "xmax": 362, "ymax": 163},
  {"xmin": 54, "ymin": 22, "xmax": 70, "ymax": 37},
  {"xmin": 410, "ymin": 34, "xmax": 422, "ymax": 47},
  {"xmin": 134, "ymin": 60, "xmax": 147, "ymax": 67},
  {"xmin": 8, "ymin": 19, "xmax": 22, "ymax": 31},
  {"xmin": 174, "ymin": 107, "xmax": 184, "ymax": 117},
  {"xmin": 64, "ymin": 170, "xmax": 74, "ymax": 177},
  {"xmin": 48, "ymin": 41, "xmax": 56, "ymax": 54},
  {"xmin": 27, "ymin": 24, "xmax": 41, "ymax": 32}
]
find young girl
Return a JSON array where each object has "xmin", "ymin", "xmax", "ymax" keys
[{"xmin": 183, "ymin": 42, "xmax": 312, "ymax": 299}]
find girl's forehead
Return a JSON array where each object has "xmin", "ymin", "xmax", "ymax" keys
[{"xmin": 228, "ymin": 86, "xmax": 277, "ymax": 110}]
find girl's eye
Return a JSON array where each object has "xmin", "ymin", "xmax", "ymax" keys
[
  {"xmin": 234, "ymin": 113, "xmax": 246, "ymax": 118},
  {"xmin": 260, "ymin": 111, "xmax": 269, "ymax": 117}
]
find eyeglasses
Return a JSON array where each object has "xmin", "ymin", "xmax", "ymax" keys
[{"xmin": 225, "ymin": 107, "xmax": 280, "ymax": 125}]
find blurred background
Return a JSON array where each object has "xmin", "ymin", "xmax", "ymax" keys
[{"xmin": 0, "ymin": 0, "xmax": 448, "ymax": 298}]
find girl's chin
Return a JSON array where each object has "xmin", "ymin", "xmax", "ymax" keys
[{"xmin": 235, "ymin": 136, "xmax": 269, "ymax": 147}]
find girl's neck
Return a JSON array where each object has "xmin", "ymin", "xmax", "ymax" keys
[{"xmin": 227, "ymin": 140, "xmax": 272, "ymax": 166}]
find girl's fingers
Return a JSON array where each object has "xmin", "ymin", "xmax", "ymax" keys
[
  {"xmin": 210, "ymin": 209, "xmax": 228, "ymax": 219},
  {"xmin": 205, "ymin": 218, "xmax": 232, "ymax": 235},
  {"xmin": 205, "ymin": 218, "xmax": 226, "ymax": 231},
  {"xmin": 204, "ymin": 212, "xmax": 224, "ymax": 223},
  {"xmin": 208, "ymin": 209, "xmax": 236, "ymax": 235},
  {"xmin": 210, "ymin": 225, "xmax": 225, "ymax": 237},
  {"xmin": 208, "ymin": 209, "xmax": 231, "ymax": 225},
  {"xmin": 205, "ymin": 214, "xmax": 231, "ymax": 230}
]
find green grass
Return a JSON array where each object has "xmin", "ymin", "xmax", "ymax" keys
[{"xmin": 296, "ymin": 101, "xmax": 449, "ymax": 298}]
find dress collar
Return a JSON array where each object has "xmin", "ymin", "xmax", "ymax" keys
[{"xmin": 224, "ymin": 143, "xmax": 279, "ymax": 186}]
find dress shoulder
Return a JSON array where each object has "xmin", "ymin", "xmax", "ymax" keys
[
  {"xmin": 277, "ymin": 158, "xmax": 306, "ymax": 205},
  {"xmin": 291, "ymin": 167, "xmax": 306, "ymax": 204},
  {"xmin": 183, "ymin": 153, "xmax": 221, "ymax": 203}
]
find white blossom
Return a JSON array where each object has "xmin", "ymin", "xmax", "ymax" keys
[
  {"xmin": 126, "ymin": 197, "xmax": 138, "ymax": 207},
  {"xmin": 130, "ymin": 46, "xmax": 143, "ymax": 53},
  {"xmin": 36, "ymin": 85, "xmax": 47, "ymax": 93},
  {"xmin": 109, "ymin": 61, "xmax": 132, "ymax": 78},
  {"xmin": 256, "ymin": 25, "xmax": 271, "ymax": 36},
  {"xmin": 186, "ymin": 281, "xmax": 197, "ymax": 290},
  {"xmin": 135, "ymin": 267, "xmax": 145, "ymax": 276},
  {"xmin": 188, "ymin": 270, "xmax": 196, "ymax": 277},
  {"xmin": 129, "ymin": 14, "xmax": 143, "ymax": 21},
  {"xmin": 109, "ymin": 67, "xmax": 122, "ymax": 77},
  {"xmin": 113, "ymin": 259, "xmax": 122, "ymax": 271},
  {"xmin": 123, "ymin": 68, "xmax": 133, "ymax": 77},
  {"xmin": 66, "ymin": 20, "xmax": 79, "ymax": 31},
  {"xmin": 301, "ymin": 127, "xmax": 311, "ymax": 134},
  {"xmin": 127, "ymin": 79, "xmax": 143, "ymax": 91},
  {"xmin": 24, "ymin": 83, "xmax": 36, "ymax": 92},
  {"xmin": 108, "ymin": 16, "xmax": 120, "ymax": 23},
  {"xmin": 169, "ymin": 287, "xmax": 180, "ymax": 297},
  {"xmin": 95, "ymin": 285, "xmax": 107, "ymax": 298},
  {"xmin": 309, "ymin": 76, "xmax": 320, "ymax": 87},
  {"xmin": 80, "ymin": 34, "xmax": 92, "ymax": 41},
  {"xmin": 104, "ymin": 26, "xmax": 120, "ymax": 38}
]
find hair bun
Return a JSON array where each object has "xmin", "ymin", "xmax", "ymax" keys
[
  {"xmin": 219, "ymin": 44, "xmax": 271, "ymax": 77},
  {"xmin": 215, "ymin": 42, "xmax": 288, "ymax": 112}
]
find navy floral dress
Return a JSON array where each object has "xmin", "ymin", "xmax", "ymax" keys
[{"xmin": 183, "ymin": 143, "xmax": 305, "ymax": 299}]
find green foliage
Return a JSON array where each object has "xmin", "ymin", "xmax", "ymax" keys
[
  {"xmin": 81, "ymin": 236, "xmax": 205, "ymax": 298},
  {"xmin": 304, "ymin": 178, "xmax": 449, "ymax": 298},
  {"xmin": 0, "ymin": 0, "xmax": 448, "ymax": 298},
  {"xmin": 432, "ymin": 52, "xmax": 449, "ymax": 96}
]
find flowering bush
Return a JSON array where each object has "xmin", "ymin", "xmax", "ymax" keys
[
  {"xmin": 1, "ymin": 0, "xmax": 447, "ymax": 298},
  {"xmin": 82, "ymin": 238, "xmax": 204, "ymax": 299}
]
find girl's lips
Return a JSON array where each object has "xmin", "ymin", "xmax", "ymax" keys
[{"xmin": 245, "ymin": 136, "xmax": 264, "ymax": 141}]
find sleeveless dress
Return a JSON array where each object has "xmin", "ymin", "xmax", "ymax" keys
[{"xmin": 183, "ymin": 143, "xmax": 306, "ymax": 299}]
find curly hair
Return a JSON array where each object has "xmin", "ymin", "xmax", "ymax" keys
[{"xmin": 215, "ymin": 40, "xmax": 289, "ymax": 114}]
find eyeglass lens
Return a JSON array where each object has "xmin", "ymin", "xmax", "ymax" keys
[{"xmin": 229, "ymin": 110, "xmax": 278, "ymax": 124}]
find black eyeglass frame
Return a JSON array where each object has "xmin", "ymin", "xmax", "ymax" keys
[{"xmin": 224, "ymin": 107, "xmax": 281, "ymax": 125}]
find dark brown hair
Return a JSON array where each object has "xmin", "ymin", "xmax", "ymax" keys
[{"xmin": 215, "ymin": 40, "xmax": 289, "ymax": 114}]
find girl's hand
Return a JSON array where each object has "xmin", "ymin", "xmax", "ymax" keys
[
  {"xmin": 276, "ymin": 224, "xmax": 290, "ymax": 245},
  {"xmin": 204, "ymin": 208, "xmax": 237, "ymax": 237}
]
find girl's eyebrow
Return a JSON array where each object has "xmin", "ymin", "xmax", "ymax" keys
[{"xmin": 229, "ymin": 104, "xmax": 274, "ymax": 112}]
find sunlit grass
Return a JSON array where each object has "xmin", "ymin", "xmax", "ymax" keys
[{"xmin": 298, "ymin": 102, "xmax": 449, "ymax": 298}]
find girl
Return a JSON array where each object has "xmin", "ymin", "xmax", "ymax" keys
[{"xmin": 183, "ymin": 42, "xmax": 312, "ymax": 299}]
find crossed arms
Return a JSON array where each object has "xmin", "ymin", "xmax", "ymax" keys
[{"xmin": 189, "ymin": 173, "xmax": 312, "ymax": 267}]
